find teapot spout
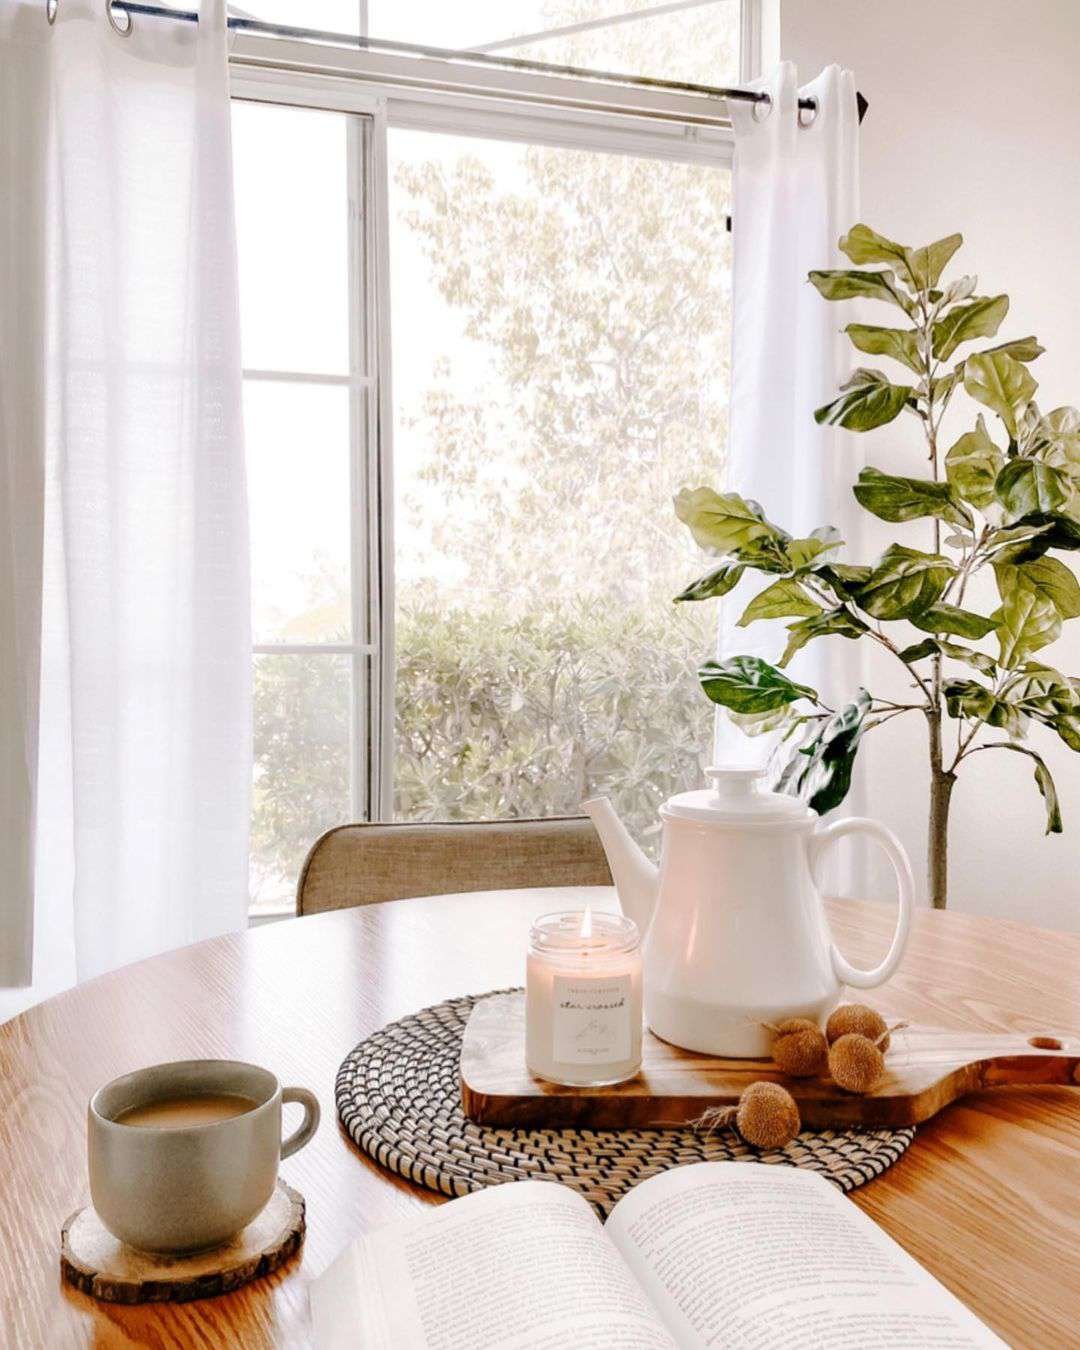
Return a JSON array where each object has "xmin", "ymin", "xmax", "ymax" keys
[{"xmin": 581, "ymin": 797, "xmax": 659, "ymax": 935}]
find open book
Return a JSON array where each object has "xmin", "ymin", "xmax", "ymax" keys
[{"xmin": 311, "ymin": 1163, "xmax": 1002, "ymax": 1348}]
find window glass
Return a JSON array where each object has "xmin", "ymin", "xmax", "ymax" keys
[
  {"xmin": 234, "ymin": 100, "xmax": 360, "ymax": 915},
  {"xmin": 245, "ymin": 382, "xmax": 352, "ymax": 645},
  {"xmin": 389, "ymin": 129, "xmax": 732, "ymax": 851},
  {"xmin": 231, "ymin": 2, "xmax": 743, "ymax": 87},
  {"xmin": 232, "ymin": 101, "xmax": 351, "ymax": 375},
  {"xmin": 252, "ymin": 654, "xmax": 353, "ymax": 909}
]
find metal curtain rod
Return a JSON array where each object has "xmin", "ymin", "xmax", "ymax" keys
[{"xmin": 102, "ymin": 3, "xmax": 867, "ymax": 124}]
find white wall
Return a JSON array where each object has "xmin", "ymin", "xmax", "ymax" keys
[{"xmin": 775, "ymin": 0, "xmax": 1080, "ymax": 930}]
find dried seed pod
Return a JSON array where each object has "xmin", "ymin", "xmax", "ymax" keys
[
  {"xmin": 735, "ymin": 1081, "xmax": 801, "ymax": 1149},
  {"xmin": 769, "ymin": 1017, "xmax": 828, "ymax": 1078},
  {"xmin": 828, "ymin": 1032, "xmax": 885, "ymax": 1094},
  {"xmin": 826, "ymin": 1003, "xmax": 890, "ymax": 1051}
]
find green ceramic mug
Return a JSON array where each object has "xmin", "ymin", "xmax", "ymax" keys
[{"xmin": 88, "ymin": 1059, "xmax": 319, "ymax": 1253}]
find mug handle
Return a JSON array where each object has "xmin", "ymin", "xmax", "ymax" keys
[
  {"xmin": 808, "ymin": 817, "xmax": 914, "ymax": 990},
  {"xmin": 280, "ymin": 1087, "xmax": 320, "ymax": 1159}
]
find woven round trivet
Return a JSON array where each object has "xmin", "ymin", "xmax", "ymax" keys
[{"xmin": 336, "ymin": 991, "xmax": 915, "ymax": 1216}]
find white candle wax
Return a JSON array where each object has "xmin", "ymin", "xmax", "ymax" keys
[{"xmin": 525, "ymin": 909, "xmax": 643, "ymax": 1086}]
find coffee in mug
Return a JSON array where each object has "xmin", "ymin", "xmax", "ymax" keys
[
  {"xmin": 88, "ymin": 1059, "xmax": 319, "ymax": 1254},
  {"xmin": 114, "ymin": 1094, "xmax": 258, "ymax": 1128}
]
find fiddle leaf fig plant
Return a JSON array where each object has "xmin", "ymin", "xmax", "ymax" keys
[{"xmin": 675, "ymin": 223, "xmax": 1080, "ymax": 908}]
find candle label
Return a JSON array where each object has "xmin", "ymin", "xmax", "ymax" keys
[{"xmin": 552, "ymin": 974, "xmax": 632, "ymax": 1063}]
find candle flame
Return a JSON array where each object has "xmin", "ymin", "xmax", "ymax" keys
[{"xmin": 580, "ymin": 905, "xmax": 593, "ymax": 940}]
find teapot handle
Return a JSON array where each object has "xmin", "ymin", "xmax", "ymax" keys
[{"xmin": 808, "ymin": 818, "xmax": 914, "ymax": 989}]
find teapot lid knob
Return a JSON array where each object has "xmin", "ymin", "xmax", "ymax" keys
[{"xmin": 705, "ymin": 765, "xmax": 765, "ymax": 804}]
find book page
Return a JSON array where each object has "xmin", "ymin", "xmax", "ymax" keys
[
  {"xmin": 605, "ymin": 1162, "xmax": 1005, "ymax": 1348},
  {"xmin": 311, "ymin": 1179, "xmax": 677, "ymax": 1350}
]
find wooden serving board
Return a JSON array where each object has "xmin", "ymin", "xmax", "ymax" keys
[{"xmin": 460, "ymin": 992, "xmax": 1080, "ymax": 1131}]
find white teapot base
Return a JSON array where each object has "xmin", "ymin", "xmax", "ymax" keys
[{"xmin": 646, "ymin": 988, "xmax": 839, "ymax": 1059}]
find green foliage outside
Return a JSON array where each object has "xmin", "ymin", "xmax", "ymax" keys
[{"xmin": 250, "ymin": 5, "xmax": 738, "ymax": 904}]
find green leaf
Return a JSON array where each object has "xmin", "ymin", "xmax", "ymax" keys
[
  {"xmin": 1004, "ymin": 666, "xmax": 1077, "ymax": 719},
  {"xmin": 853, "ymin": 465, "xmax": 972, "ymax": 528},
  {"xmin": 838, "ymin": 223, "xmax": 913, "ymax": 272},
  {"xmin": 674, "ymin": 563, "xmax": 745, "ymax": 603},
  {"xmin": 993, "ymin": 578, "xmax": 1061, "ymax": 668},
  {"xmin": 1011, "ymin": 511, "xmax": 1080, "ymax": 552},
  {"xmin": 964, "ymin": 351, "xmax": 1038, "ymax": 437},
  {"xmin": 1002, "ymin": 556, "xmax": 1080, "ymax": 620},
  {"xmin": 737, "ymin": 578, "xmax": 822, "ymax": 627},
  {"xmin": 900, "ymin": 638, "xmax": 996, "ymax": 675},
  {"xmin": 1052, "ymin": 712, "xmax": 1080, "ymax": 753},
  {"xmin": 816, "ymin": 562, "xmax": 873, "ymax": 600},
  {"xmin": 995, "ymin": 458, "xmax": 1071, "ymax": 521},
  {"xmin": 905, "ymin": 233, "xmax": 965, "ymax": 289},
  {"xmin": 973, "ymin": 743, "xmax": 1062, "ymax": 834},
  {"xmin": 944, "ymin": 416, "xmax": 1005, "ymax": 510},
  {"xmin": 983, "ymin": 522, "xmax": 1053, "ymax": 566},
  {"xmin": 730, "ymin": 537, "xmax": 795, "ymax": 575},
  {"xmin": 937, "ymin": 274, "xmax": 976, "ymax": 307},
  {"xmin": 776, "ymin": 689, "xmax": 873, "ymax": 815},
  {"xmin": 787, "ymin": 527, "xmax": 844, "ymax": 572},
  {"xmin": 1030, "ymin": 405, "xmax": 1080, "ymax": 475},
  {"xmin": 897, "ymin": 638, "xmax": 940, "ymax": 665},
  {"xmin": 911, "ymin": 603, "xmax": 998, "ymax": 639},
  {"xmin": 815, "ymin": 369, "xmax": 914, "ymax": 432},
  {"xmin": 727, "ymin": 706, "xmax": 795, "ymax": 738},
  {"xmin": 844, "ymin": 324, "xmax": 922, "ymax": 374},
  {"xmin": 943, "ymin": 679, "xmax": 1025, "ymax": 735},
  {"xmin": 853, "ymin": 544, "xmax": 954, "ymax": 620},
  {"xmin": 982, "ymin": 335, "xmax": 1044, "ymax": 364},
  {"xmin": 674, "ymin": 488, "xmax": 781, "ymax": 555},
  {"xmin": 779, "ymin": 608, "xmax": 868, "ymax": 668},
  {"xmin": 697, "ymin": 655, "xmax": 816, "ymax": 714},
  {"xmin": 838, "ymin": 226, "xmax": 964, "ymax": 293},
  {"xmin": 809, "ymin": 268, "xmax": 913, "ymax": 314},
  {"xmin": 931, "ymin": 294, "xmax": 1008, "ymax": 361}
]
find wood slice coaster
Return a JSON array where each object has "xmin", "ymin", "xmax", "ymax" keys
[
  {"xmin": 461, "ymin": 992, "xmax": 1080, "ymax": 1130},
  {"xmin": 60, "ymin": 1179, "xmax": 304, "ymax": 1305}
]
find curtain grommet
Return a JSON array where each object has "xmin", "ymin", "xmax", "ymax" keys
[
  {"xmin": 798, "ymin": 98, "xmax": 819, "ymax": 129},
  {"xmin": 106, "ymin": 0, "xmax": 133, "ymax": 35},
  {"xmin": 46, "ymin": 0, "xmax": 58, "ymax": 24},
  {"xmin": 751, "ymin": 93, "xmax": 772, "ymax": 123}
]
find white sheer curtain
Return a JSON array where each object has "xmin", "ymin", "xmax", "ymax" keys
[
  {"xmin": 719, "ymin": 62, "xmax": 866, "ymax": 884},
  {"xmin": 718, "ymin": 63, "xmax": 865, "ymax": 752},
  {"xmin": 0, "ymin": 0, "xmax": 250, "ymax": 1012}
]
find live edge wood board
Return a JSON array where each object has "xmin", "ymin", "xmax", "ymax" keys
[{"xmin": 461, "ymin": 991, "xmax": 1080, "ymax": 1130}]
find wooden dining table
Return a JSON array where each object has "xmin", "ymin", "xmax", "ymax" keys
[{"xmin": 1, "ymin": 887, "xmax": 1078, "ymax": 1348}]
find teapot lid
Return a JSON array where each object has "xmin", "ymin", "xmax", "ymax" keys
[{"xmin": 663, "ymin": 766, "xmax": 813, "ymax": 825}]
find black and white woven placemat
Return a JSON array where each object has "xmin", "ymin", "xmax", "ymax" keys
[{"xmin": 336, "ymin": 991, "xmax": 915, "ymax": 1216}]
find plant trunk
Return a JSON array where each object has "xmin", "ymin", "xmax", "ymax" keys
[{"xmin": 926, "ymin": 710, "xmax": 956, "ymax": 910}]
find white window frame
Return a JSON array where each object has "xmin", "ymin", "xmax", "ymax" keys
[{"xmin": 231, "ymin": 2, "xmax": 752, "ymax": 830}]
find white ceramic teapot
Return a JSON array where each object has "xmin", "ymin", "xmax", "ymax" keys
[{"xmin": 583, "ymin": 766, "xmax": 914, "ymax": 1058}]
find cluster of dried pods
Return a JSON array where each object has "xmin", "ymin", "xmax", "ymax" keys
[{"xmin": 706, "ymin": 1003, "xmax": 902, "ymax": 1150}]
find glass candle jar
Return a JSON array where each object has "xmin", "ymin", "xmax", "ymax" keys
[{"xmin": 525, "ymin": 909, "xmax": 643, "ymax": 1086}]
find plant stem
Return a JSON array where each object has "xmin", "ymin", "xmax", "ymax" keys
[{"xmin": 926, "ymin": 707, "xmax": 956, "ymax": 910}]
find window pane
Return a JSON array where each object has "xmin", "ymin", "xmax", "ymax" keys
[
  {"xmin": 509, "ymin": 4, "xmax": 741, "ymax": 86},
  {"xmin": 232, "ymin": 101, "xmax": 351, "ymax": 375},
  {"xmin": 231, "ymin": 3, "xmax": 743, "ymax": 87},
  {"xmin": 367, "ymin": 0, "xmax": 740, "ymax": 84},
  {"xmin": 245, "ymin": 381, "xmax": 352, "ymax": 644},
  {"xmin": 252, "ymin": 654, "xmax": 352, "ymax": 911},
  {"xmin": 389, "ymin": 130, "xmax": 731, "ymax": 851},
  {"xmin": 229, "ymin": 1, "xmax": 363, "ymax": 32}
]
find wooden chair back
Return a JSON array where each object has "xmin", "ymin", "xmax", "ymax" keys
[{"xmin": 296, "ymin": 816, "xmax": 613, "ymax": 915}]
